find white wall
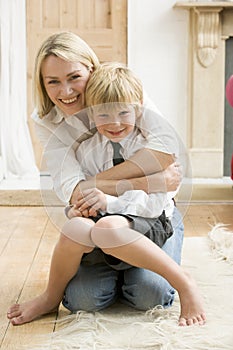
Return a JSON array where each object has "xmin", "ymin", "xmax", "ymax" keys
[
  {"xmin": 0, "ymin": 156, "xmax": 3, "ymax": 182},
  {"xmin": 128, "ymin": 0, "xmax": 189, "ymax": 145}
]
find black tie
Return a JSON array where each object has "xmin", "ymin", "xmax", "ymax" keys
[{"xmin": 111, "ymin": 142, "xmax": 124, "ymax": 165}]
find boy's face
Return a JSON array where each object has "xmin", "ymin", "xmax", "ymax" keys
[{"xmin": 92, "ymin": 103, "xmax": 136, "ymax": 142}]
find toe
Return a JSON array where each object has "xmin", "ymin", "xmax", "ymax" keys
[
  {"xmin": 11, "ymin": 315, "xmax": 26, "ymax": 326},
  {"xmin": 7, "ymin": 304, "xmax": 20, "ymax": 314},
  {"xmin": 7, "ymin": 307, "xmax": 21, "ymax": 319},
  {"xmin": 178, "ymin": 317, "xmax": 187, "ymax": 327},
  {"xmin": 197, "ymin": 314, "xmax": 206, "ymax": 325},
  {"xmin": 186, "ymin": 318, "xmax": 194, "ymax": 326}
]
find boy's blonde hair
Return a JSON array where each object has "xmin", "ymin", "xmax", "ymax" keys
[
  {"xmin": 33, "ymin": 31, "xmax": 100, "ymax": 118},
  {"xmin": 85, "ymin": 62, "xmax": 143, "ymax": 115}
]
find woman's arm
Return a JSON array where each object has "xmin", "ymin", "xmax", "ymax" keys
[
  {"xmin": 70, "ymin": 162, "xmax": 181, "ymax": 204},
  {"xmin": 32, "ymin": 112, "xmax": 86, "ymax": 203},
  {"xmin": 95, "ymin": 148, "xmax": 175, "ymax": 180}
]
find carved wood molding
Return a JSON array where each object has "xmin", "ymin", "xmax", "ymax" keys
[
  {"xmin": 195, "ymin": 8, "xmax": 223, "ymax": 67},
  {"xmin": 174, "ymin": 2, "xmax": 233, "ymax": 67}
]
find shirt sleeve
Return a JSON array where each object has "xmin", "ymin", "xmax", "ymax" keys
[
  {"xmin": 32, "ymin": 111, "xmax": 86, "ymax": 203},
  {"xmin": 105, "ymin": 190, "xmax": 167, "ymax": 218}
]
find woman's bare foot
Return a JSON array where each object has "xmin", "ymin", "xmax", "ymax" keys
[
  {"xmin": 7, "ymin": 293, "xmax": 58, "ymax": 326},
  {"xmin": 178, "ymin": 272, "xmax": 206, "ymax": 326}
]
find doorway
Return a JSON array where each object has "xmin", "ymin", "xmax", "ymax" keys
[{"xmin": 26, "ymin": 0, "xmax": 127, "ymax": 168}]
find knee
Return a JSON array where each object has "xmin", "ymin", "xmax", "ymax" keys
[
  {"xmin": 91, "ymin": 216, "xmax": 124, "ymax": 252},
  {"xmin": 122, "ymin": 276, "xmax": 175, "ymax": 311},
  {"xmin": 61, "ymin": 218, "xmax": 94, "ymax": 250},
  {"xmin": 91, "ymin": 216, "xmax": 138, "ymax": 253},
  {"xmin": 62, "ymin": 273, "xmax": 118, "ymax": 312},
  {"xmin": 62, "ymin": 217, "xmax": 83, "ymax": 236},
  {"xmin": 63, "ymin": 291, "xmax": 116, "ymax": 313}
]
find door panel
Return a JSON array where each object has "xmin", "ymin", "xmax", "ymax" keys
[{"xmin": 26, "ymin": 0, "xmax": 127, "ymax": 168}]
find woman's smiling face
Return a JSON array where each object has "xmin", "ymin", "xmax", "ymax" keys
[{"xmin": 41, "ymin": 55, "xmax": 92, "ymax": 116}]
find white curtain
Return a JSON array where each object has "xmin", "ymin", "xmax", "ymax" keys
[{"xmin": 0, "ymin": 0, "xmax": 39, "ymax": 180}]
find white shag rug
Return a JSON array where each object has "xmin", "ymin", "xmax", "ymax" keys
[{"xmin": 30, "ymin": 225, "xmax": 233, "ymax": 350}]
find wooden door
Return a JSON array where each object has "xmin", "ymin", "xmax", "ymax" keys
[{"xmin": 26, "ymin": 0, "xmax": 127, "ymax": 168}]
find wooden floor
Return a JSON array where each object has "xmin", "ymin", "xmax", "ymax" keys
[{"xmin": 0, "ymin": 203, "xmax": 232, "ymax": 350}]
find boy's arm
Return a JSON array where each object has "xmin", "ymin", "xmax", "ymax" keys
[
  {"xmin": 95, "ymin": 148, "xmax": 175, "ymax": 180},
  {"xmin": 74, "ymin": 187, "xmax": 167, "ymax": 219},
  {"xmin": 105, "ymin": 191, "xmax": 167, "ymax": 218}
]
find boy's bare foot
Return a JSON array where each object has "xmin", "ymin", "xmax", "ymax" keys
[
  {"xmin": 178, "ymin": 272, "xmax": 206, "ymax": 326},
  {"xmin": 7, "ymin": 293, "xmax": 58, "ymax": 325}
]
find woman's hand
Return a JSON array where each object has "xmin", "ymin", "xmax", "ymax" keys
[
  {"xmin": 163, "ymin": 162, "xmax": 182, "ymax": 191},
  {"xmin": 70, "ymin": 179, "xmax": 96, "ymax": 204},
  {"xmin": 143, "ymin": 162, "xmax": 182, "ymax": 194},
  {"xmin": 75, "ymin": 188, "xmax": 107, "ymax": 217}
]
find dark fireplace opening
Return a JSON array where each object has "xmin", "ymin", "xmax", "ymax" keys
[{"xmin": 224, "ymin": 37, "xmax": 233, "ymax": 177}]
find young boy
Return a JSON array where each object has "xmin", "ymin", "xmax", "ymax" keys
[{"xmin": 7, "ymin": 63, "xmax": 206, "ymax": 327}]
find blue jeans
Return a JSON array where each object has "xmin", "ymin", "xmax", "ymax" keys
[{"xmin": 62, "ymin": 206, "xmax": 184, "ymax": 312}]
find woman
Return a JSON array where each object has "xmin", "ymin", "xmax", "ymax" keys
[{"xmin": 8, "ymin": 32, "xmax": 185, "ymax": 322}]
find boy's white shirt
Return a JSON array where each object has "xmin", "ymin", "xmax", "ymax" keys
[
  {"xmin": 76, "ymin": 129, "xmax": 176, "ymax": 219},
  {"xmin": 31, "ymin": 91, "xmax": 180, "ymax": 205}
]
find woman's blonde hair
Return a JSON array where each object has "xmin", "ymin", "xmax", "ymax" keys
[
  {"xmin": 85, "ymin": 62, "xmax": 143, "ymax": 115},
  {"xmin": 33, "ymin": 31, "xmax": 100, "ymax": 117}
]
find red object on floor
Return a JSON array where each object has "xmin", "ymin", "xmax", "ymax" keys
[{"xmin": 226, "ymin": 75, "xmax": 233, "ymax": 108}]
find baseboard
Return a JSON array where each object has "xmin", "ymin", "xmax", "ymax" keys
[
  {"xmin": 177, "ymin": 183, "xmax": 233, "ymax": 203},
  {"xmin": 0, "ymin": 183, "xmax": 233, "ymax": 206},
  {"xmin": 0, "ymin": 190, "xmax": 64, "ymax": 206}
]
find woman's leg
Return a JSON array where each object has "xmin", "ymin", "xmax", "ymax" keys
[
  {"xmin": 63, "ymin": 261, "xmax": 120, "ymax": 312},
  {"xmin": 7, "ymin": 217, "xmax": 95, "ymax": 325},
  {"xmin": 162, "ymin": 206, "xmax": 184, "ymax": 264},
  {"xmin": 91, "ymin": 213, "xmax": 205, "ymax": 326}
]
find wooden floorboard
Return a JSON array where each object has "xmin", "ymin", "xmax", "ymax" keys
[{"xmin": 0, "ymin": 204, "xmax": 232, "ymax": 349}]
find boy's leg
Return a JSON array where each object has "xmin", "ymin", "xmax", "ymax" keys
[
  {"xmin": 122, "ymin": 206, "xmax": 184, "ymax": 310},
  {"xmin": 7, "ymin": 217, "xmax": 95, "ymax": 325},
  {"xmin": 91, "ymin": 212, "xmax": 205, "ymax": 326},
  {"xmin": 61, "ymin": 218, "xmax": 121, "ymax": 312}
]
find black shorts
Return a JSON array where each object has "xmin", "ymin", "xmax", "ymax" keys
[{"xmin": 82, "ymin": 210, "xmax": 173, "ymax": 270}]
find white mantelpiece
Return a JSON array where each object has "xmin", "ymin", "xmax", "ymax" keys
[{"xmin": 174, "ymin": 1, "xmax": 233, "ymax": 177}]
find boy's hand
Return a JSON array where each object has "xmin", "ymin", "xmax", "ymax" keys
[
  {"xmin": 67, "ymin": 205, "xmax": 83, "ymax": 219},
  {"xmin": 76, "ymin": 188, "xmax": 107, "ymax": 216},
  {"xmin": 67, "ymin": 204, "xmax": 94, "ymax": 218}
]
